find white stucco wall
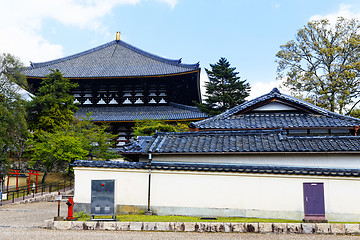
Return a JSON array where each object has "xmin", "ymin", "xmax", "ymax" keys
[
  {"xmin": 74, "ymin": 166, "xmax": 360, "ymax": 221},
  {"xmin": 74, "ymin": 168, "xmax": 148, "ymax": 206},
  {"xmin": 152, "ymin": 153, "xmax": 360, "ymax": 169}
]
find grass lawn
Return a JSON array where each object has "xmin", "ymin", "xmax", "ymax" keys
[
  {"xmin": 115, "ymin": 215, "xmax": 302, "ymax": 223},
  {"xmin": 77, "ymin": 213, "xmax": 302, "ymax": 223}
]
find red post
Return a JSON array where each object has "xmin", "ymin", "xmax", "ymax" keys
[
  {"xmin": 28, "ymin": 170, "xmax": 40, "ymax": 193},
  {"xmin": 8, "ymin": 169, "xmax": 21, "ymax": 191},
  {"xmin": 6, "ymin": 175, "xmax": 9, "ymax": 192},
  {"xmin": 66, "ymin": 197, "xmax": 74, "ymax": 220}
]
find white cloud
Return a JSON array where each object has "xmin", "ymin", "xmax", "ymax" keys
[
  {"xmin": 0, "ymin": 0, "xmax": 177, "ymax": 65},
  {"xmin": 310, "ymin": 4, "xmax": 360, "ymax": 23},
  {"xmin": 249, "ymin": 80, "xmax": 282, "ymax": 99}
]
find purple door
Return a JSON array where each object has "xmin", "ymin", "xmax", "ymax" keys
[{"xmin": 303, "ymin": 183, "xmax": 325, "ymax": 216}]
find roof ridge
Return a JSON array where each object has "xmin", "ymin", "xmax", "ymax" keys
[
  {"xmin": 117, "ymin": 41, "xmax": 199, "ymax": 69},
  {"xmin": 287, "ymin": 135, "xmax": 360, "ymax": 140},
  {"xmin": 155, "ymin": 129, "xmax": 282, "ymax": 136},
  {"xmin": 192, "ymin": 88, "xmax": 360, "ymax": 128}
]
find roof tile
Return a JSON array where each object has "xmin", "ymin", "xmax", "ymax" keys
[
  {"xmin": 72, "ymin": 160, "xmax": 360, "ymax": 177},
  {"xmin": 26, "ymin": 40, "xmax": 199, "ymax": 78},
  {"xmin": 74, "ymin": 102, "xmax": 207, "ymax": 121},
  {"xmin": 122, "ymin": 129, "xmax": 360, "ymax": 154}
]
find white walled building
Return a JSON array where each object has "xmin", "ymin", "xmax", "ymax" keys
[{"xmin": 73, "ymin": 88, "xmax": 360, "ymax": 221}]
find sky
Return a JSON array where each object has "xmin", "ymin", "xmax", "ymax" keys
[{"xmin": 1, "ymin": 0, "xmax": 360, "ymax": 99}]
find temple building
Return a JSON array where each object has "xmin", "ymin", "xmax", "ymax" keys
[
  {"xmin": 71, "ymin": 88, "xmax": 360, "ymax": 222},
  {"xmin": 25, "ymin": 33, "xmax": 207, "ymax": 144}
]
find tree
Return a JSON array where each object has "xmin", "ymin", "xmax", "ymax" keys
[
  {"xmin": 349, "ymin": 108, "xmax": 360, "ymax": 119},
  {"xmin": 0, "ymin": 53, "xmax": 28, "ymax": 167},
  {"xmin": 196, "ymin": 57, "xmax": 251, "ymax": 116},
  {"xmin": 27, "ymin": 69, "xmax": 78, "ymax": 132},
  {"xmin": 29, "ymin": 115, "xmax": 120, "ymax": 183},
  {"xmin": 28, "ymin": 129, "xmax": 88, "ymax": 183},
  {"xmin": 0, "ymin": 53, "xmax": 27, "ymax": 97},
  {"xmin": 27, "ymin": 70, "xmax": 120, "ymax": 182},
  {"xmin": 133, "ymin": 119, "xmax": 189, "ymax": 137},
  {"xmin": 72, "ymin": 114, "xmax": 119, "ymax": 160},
  {"xmin": 276, "ymin": 17, "xmax": 360, "ymax": 114}
]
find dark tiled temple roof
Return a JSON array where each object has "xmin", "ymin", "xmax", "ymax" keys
[
  {"xmin": 25, "ymin": 40, "xmax": 199, "ymax": 78},
  {"xmin": 192, "ymin": 113, "xmax": 359, "ymax": 129},
  {"xmin": 74, "ymin": 102, "xmax": 208, "ymax": 121},
  {"xmin": 192, "ymin": 88, "xmax": 360, "ymax": 129},
  {"xmin": 122, "ymin": 129, "xmax": 360, "ymax": 154},
  {"xmin": 72, "ymin": 160, "xmax": 360, "ymax": 177}
]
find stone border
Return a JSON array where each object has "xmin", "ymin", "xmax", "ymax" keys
[{"xmin": 45, "ymin": 221, "xmax": 360, "ymax": 235}]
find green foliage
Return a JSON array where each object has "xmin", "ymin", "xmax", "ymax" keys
[
  {"xmin": 28, "ymin": 130, "xmax": 88, "ymax": 174},
  {"xmin": 0, "ymin": 53, "xmax": 27, "ymax": 95},
  {"xmin": 28, "ymin": 114, "xmax": 120, "ymax": 182},
  {"xmin": 276, "ymin": 17, "xmax": 360, "ymax": 114},
  {"xmin": 27, "ymin": 69, "xmax": 78, "ymax": 132},
  {"xmin": 349, "ymin": 108, "xmax": 360, "ymax": 119},
  {"xmin": 196, "ymin": 57, "xmax": 251, "ymax": 116},
  {"xmin": 26, "ymin": 69, "xmax": 119, "ymax": 181},
  {"xmin": 0, "ymin": 53, "xmax": 28, "ymax": 167},
  {"xmin": 114, "ymin": 214, "xmax": 301, "ymax": 223},
  {"xmin": 74, "ymin": 211, "xmax": 90, "ymax": 221},
  {"xmin": 72, "ymin": 113, "xmax": 120, "ymax": 160},
  {"xmin": 133, "ymin": 119, "xmax": 189, "ymax": 137}
]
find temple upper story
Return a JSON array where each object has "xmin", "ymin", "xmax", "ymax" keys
[{"xmin": 25, "ymin": 37, "xmax": 202, "ymax": 106}]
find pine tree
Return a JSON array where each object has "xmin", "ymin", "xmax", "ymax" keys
[
  {"xmin": 27, "ymin": 69, "xmax": 79, "ymax": 132},
  {"xmin": 197, "ymin": 57, "xmax": 251, "ymax": 116}
]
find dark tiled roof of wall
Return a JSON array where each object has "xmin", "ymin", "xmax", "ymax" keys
[{"xmin": 72, "ymin": 160, "xmax": 360, "ymax": 177}]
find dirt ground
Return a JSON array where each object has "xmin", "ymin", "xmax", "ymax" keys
[{"xmin": 0, "ymin": 202, "xmax": 360, "ymax": 240}]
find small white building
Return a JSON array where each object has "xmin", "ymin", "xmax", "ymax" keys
[{"xmin": 73, "ymin": 88, "xmax": 360, "ymax": 222}]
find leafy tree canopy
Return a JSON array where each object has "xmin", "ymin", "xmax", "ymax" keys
[
  {"xmin": 28, "ymin": 114, "xmax": 119, "ymax": 183},
  {"xmin": 0, "ymin": 53, "xmax": 27, "ymax": 98},
  {"xmin": 196, "ymin": 57, "xmax": 251, "ymax": 116},
  {"xmin": 276, "ymin": 17, "xmax": 360, "ymax": 114},
  {"xmin": 0, "ymin": 53, "xmax": 28, "ymax": 168},
  {"xmin": 133, "ymin": 119, "xmax": 189, "ymax": 137},
  {"xmin": 27, "ymin": 69, "xmax": 78, "ymax": 132}
]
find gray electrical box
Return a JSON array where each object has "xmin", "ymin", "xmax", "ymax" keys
[{"xmin": 91, "ymin": 180, "xmax": 115, "ymax": 219}]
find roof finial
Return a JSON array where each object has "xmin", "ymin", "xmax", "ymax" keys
[
  {"xmin": 116, "ymin": 31, "xmax": 121, "ymax": 41},
  {"xmin": 270, "ymin": 87, "xmax": 280, "ymax": 94}
]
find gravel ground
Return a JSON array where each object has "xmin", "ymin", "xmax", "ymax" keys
[{"xmin": 0, "ymin": 202, "xmax": 360, "ymax": 240}]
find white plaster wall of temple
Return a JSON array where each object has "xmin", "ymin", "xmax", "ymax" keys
[
  {"xmin": 152, "ymin": 154, "xmax": 360, "ymax": 169},
  {"xmin": 74, "ymin": 166, "xmax": 360, "ymax": 222}
]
